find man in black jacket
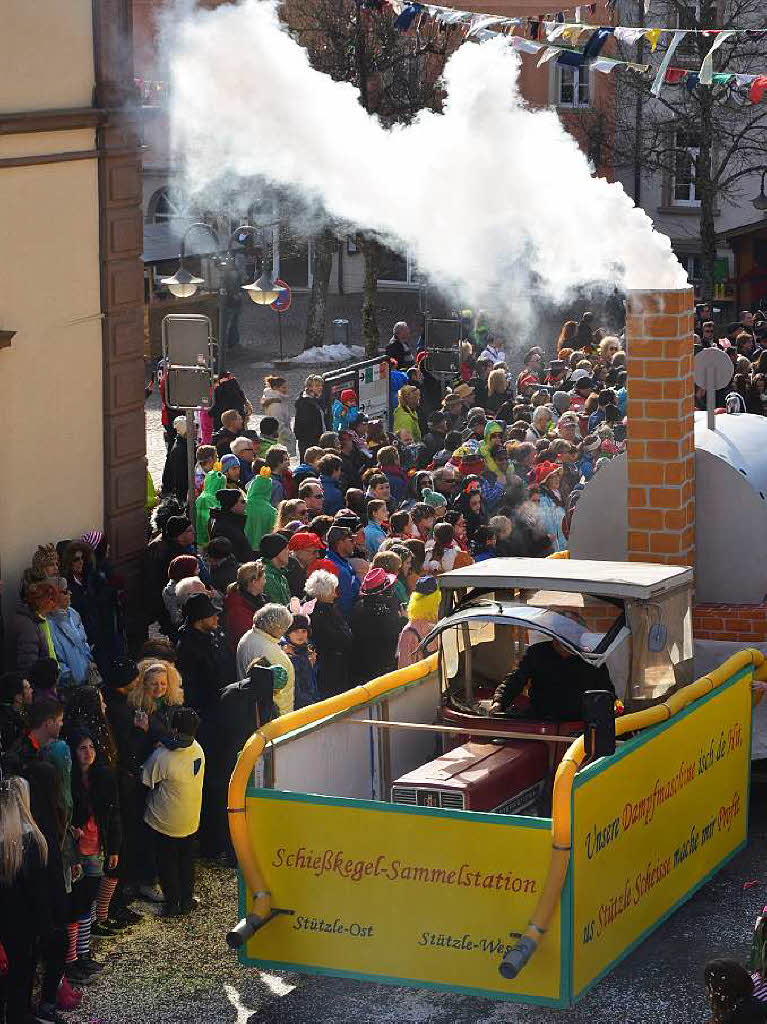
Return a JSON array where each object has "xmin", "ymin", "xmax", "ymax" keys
[
  {"xmin": 489, "ymin": 640, "xmax": 614, "ymax": 722},
  {"xmin": 385, "ymin": 321, "xmax": 414, "ymax": 369},
  {"xmin": 175, "ymin": 594, "xmax": 236, "ymax": 719},
  {"xmin": 210, "ymin": 371, "xmax": 248, "ymax": 431},
  {"xmin": 206, "ymin": 664, "xmax": 278, "ymax": 858},
  {"xmin": 143, "ymin": 516, "xmax": 196, "ymax": 634},
  {"xmin": 208, "ymin": 490, "xmax": 256, "ymax": 564},
  {"xmin": 212, "ymin": 409, "xmax": 244, "ymax": 458},
  {"xmin": 422, "ymin": 411, "xmax": 448, "ymax": 463},
  {"xmin": 294, "ymin": 375, "xmax": 327, "ymax": 460},
  {"xmin": 161, "ymin": 416, "xmax": 191, "ymax": 501}
]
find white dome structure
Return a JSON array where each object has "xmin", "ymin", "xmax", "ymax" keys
[{"xmin": 569, "ymin": 412, "xmax": 767, "ymax": 605}]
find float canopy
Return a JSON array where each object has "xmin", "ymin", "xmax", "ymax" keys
[{"xmin": 437, "ymin": 558, "xmax": 692, "ymax": 601}]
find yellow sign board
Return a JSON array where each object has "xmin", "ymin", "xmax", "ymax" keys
[
  {"xmin": 242, "ymin": 794, "xmax": 564, "ymax": 1003},
  {"xmin": 572, "ymin": 672, "xmax": 751, "ymax": 996}
]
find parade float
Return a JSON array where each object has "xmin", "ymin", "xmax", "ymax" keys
[{"xmin": 226, "ymin": 286, "xmax": 767, "ymax": 1006}]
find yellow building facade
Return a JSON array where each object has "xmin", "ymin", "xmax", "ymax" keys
[{"xmin": 1, "ymin": 0, "xmax": 146, "ymax": 626}]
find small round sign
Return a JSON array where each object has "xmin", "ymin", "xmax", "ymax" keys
[
  {"xmin": 694, "ymin": 347, "xmax": 733, "ymax": 391},
  {"xmin": 271, "ymin": 279, "xmax": 291, "ymax": 313}
]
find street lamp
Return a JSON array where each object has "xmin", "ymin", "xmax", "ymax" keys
[
  {"xmin": 160, "ymin": 221, "xmax": 219, "ymax": 297},
  {"xmin": 752, "ymin": 169, "xmax": 767, "ymax": 211},
  {"xmin": 239, "ymin": 221, "xmax": 284, "ymax": 304},
  {"xmin": 242, "ymin": 266, "xmax": 283, "ymax": 305}
]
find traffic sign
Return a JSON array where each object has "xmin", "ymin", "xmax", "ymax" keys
[{"xmin": 271, "ymin": 279, "xmax": 291, "ymax": 313}]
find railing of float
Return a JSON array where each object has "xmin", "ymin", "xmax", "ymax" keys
[
  {"xmin": 500, "ymin": 647, "xmax": 767, "ymax": 980},
  {"xmin": 227, "ymin": 653, "xmax": 439, "ymax": 921},
  {"xmin": 227, "ymin": 626, "xmax": 766, "ymax": 1000}
]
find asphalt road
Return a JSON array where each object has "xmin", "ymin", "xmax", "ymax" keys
[{"xmin": 69, "ymin": 777, "xmax": 767, "ymax": 1024}]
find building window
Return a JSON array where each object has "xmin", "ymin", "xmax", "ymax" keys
[
  {"xmin": 378, "ymin": 246, "xmax": 418, "ymax": 286},
  {"xmin": 671, "ymin": 131, "xmax": 701, "ymax": 206},
  {"xmin": 279, "ymin": 230, "xmax": 311, "ymax": 288},
  {"xmin": 681, "ymin": 254, "xmax": 702, "ymax": 289},
  {"xmin": 147, "ymin": 186, "xmax": 187, "ymax": 224},
  {"xmin": 557, "ymin": 65, "xmax": 590, "ymax": 108}
]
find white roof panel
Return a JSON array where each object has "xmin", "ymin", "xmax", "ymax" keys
[{"xmin": 437, "ymin": 558, "xmax": 692, "ymax": 600}]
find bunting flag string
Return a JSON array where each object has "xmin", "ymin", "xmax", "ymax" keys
[
  {"xmin": 388, "ymin": 0, "xmax": 767, "ymax": 43},
  {"xmin": 378, "ymin": 0, "xmax": 767, "ymax": 103}
]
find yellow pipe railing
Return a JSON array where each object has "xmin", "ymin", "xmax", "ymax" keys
[
  {"xmin": 228, "ymin": 654, "xmax": 439, "ymax": 919},
  {"xmin": 499, "ymin": 647, "xmax": 766, "ymax": 979}
]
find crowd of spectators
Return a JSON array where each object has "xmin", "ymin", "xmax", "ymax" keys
[{"xmin": 3, "ymin": 302, "xmax": 767, "ymax": 1021}]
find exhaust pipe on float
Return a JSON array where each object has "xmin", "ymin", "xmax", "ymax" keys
[
  {"xmin": 226, "ymin": 906, "xmax": 293, "ymax": 948},
  {"xmin": 499, "ymin": 935, "xmax": 538, "ymax": 979}
]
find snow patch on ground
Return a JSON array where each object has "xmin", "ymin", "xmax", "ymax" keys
[{"xmin": 290, "ymin": 343, "xmax": 365, "ymax": 364}]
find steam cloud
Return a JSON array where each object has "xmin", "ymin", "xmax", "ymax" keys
[{"xmin": 166, "ymin": 0, "xmax": 687, "ymax": 324}]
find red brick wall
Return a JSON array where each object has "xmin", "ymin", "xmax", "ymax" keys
[
  {"xmin": 693, "ymin": 603, "xmax": 767, "ymax": 643},
  {"xmin": 625, "ymin": 288, "xmax": 696, "ymax": 566}
]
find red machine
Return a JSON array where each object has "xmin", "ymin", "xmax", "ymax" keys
[{"xmin": 391, "ymin": 741, "xmax": 549, "ymax": 816}]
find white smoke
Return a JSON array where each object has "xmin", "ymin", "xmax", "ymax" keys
[{"xmin": 166, "ymin": 0, "xmax": 686, "ymax": 325}]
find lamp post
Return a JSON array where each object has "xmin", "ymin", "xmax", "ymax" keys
[
  {"xmin": 160, "ymin": 221, "xmax": 218, "ymax": 296},
  {"xmin": 162, "ymin": 219, "xmax": 287, "ymax": 372},
  {"xmin": 238, "ymin": 220, "xmax": 283, "ymax": 305},
  {"xmin": 752, "ymin": 169, "xmax": 767, "ymax": 212},
  {"xmin": 160, "ymin": 221, "xmax": 226, "ymax": 374}
]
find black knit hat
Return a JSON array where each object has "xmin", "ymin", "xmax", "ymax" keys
[
  {"xmin": 217, "ymin": 489, "xmax": 242, "ymax": 512},
  {"xmin": 105, "ymin": 656, "xmax": 139, "ymax": 690},
  {"xmin": 288, "ymin": 614, "xmax": 311, "ymax": 633},
  {"xmin": 182, "ymin": 593, "xmax": 217, "ymax": 623},
  {"xmin": 166, "ymin": 515, "xmax": 192, "ymax": 539},
  {"xmin": 259, "ymin": 533, "xmax": 289, "ymax": 559}
]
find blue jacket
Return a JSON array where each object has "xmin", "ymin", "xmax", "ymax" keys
[
  {"xmin": 238, "ymin": 457, "xmax": 254, "ymax": 486},
  {"xmin": 320, "ymin": 474, "xmax": 344, "ymax": 516},
  {"xmin": 538, "ymin": 492, "xmax": 567, "ymax": 552},
  {"xmin": 588, "ymin": 409, "xmax": 606, "ymax": 434},
  {"xmin": 271, "ymin": 475, "xmax": 285, "ymax": 507},
  {"xmin": 332, "ymin": 399, "xmax": 358, "ymax": 432},
  {"xmin": 49, "ymin": 606, "xmax": 92, "ymax": 686},
  {"xmin": 327, "ymin": 550, "xmax": 360, "ymax": 616},
  {"xmin": 282, "ymin": 642, "xmax": 319, "ymax": 710},
  {"xmin": 364, "ymin": 521, "xmax": 387, "ymax": 560}
]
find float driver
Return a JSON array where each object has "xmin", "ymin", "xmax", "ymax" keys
[{"xmin": 489, "ymin": 639, "xmax": 614, "ymax": 721}]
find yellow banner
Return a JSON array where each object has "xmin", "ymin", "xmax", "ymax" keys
[
  {"xmin": 243, "ymin": 795, "xmax": 564, "ymax": 1003},
  {"xmin": 572, "ymin": 673, "xmax": 751, "ymax": 995}
]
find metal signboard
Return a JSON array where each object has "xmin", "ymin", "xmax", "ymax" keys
[
  {"xmin": 324, "ymin": 356, "xmax": 390, "ymax": 427},
  {"xmin": 425, "ymin": 318, "xmax": 461, "ymax": 376},
  {"xmin": 161, "ymin": 314, "xmax": 215, "ymax": 410}
]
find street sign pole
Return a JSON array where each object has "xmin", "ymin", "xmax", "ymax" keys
[
  {"xmin": 162, "ymin": 313, "xmax": 215, "ymax": 550},
  {"xmin": 186, "ymin": 410, "xmax": 196, "ymax": 533},
  {"xmin": 271, "ymin": 279, "xmax": 291, "ymax": 362}
]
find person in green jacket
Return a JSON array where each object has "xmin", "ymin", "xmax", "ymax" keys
[
  {"xmin": 245, "ymin": 467, "xmax": 277, "ymax": 551},
  {"xmin": 259, "ymin": 533, "xmax": 291, "ymax": 606},
  {"xmin": 393, "ymin": 385, "xmax": 421, "ymax": 442},
  {"xmin": 195, "ymin": 470, "xmax": 227, "ymax": 544}
]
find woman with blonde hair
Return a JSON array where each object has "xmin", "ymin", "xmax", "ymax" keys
[
  {"xmin": 598, "ymin": 334, "xmax": 621, "ymax": 367},
  {"xmin": 485, "ymin": 368, "xmax": 512, "ymax": 415},
  {"xmin": 275, "ymin": 498, "xmax": 308, "ymax": 531},
  {"xmin": 126, "ymin": 660, "xmax": 183, "ymax": 750},
  {"xmin": 0, "ymin": 775, "xmax": 49, "ymax": 1022}
]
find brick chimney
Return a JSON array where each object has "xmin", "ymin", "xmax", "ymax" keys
[{"xmin": 625, "ymin": 287, "xmax": 695, "ymax": 567}]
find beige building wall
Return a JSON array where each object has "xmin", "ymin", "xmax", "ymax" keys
[
  {"xmin": 2, "ymin": 0, "xmax": 95, "ymax": 110},
  {"xmin": 0, "ymin": 2, "xmax": 103, "ymax": 619}
]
